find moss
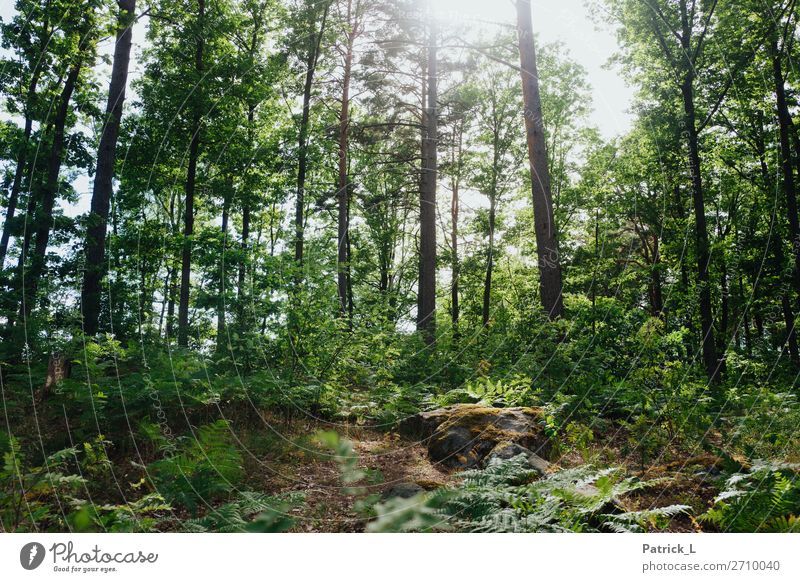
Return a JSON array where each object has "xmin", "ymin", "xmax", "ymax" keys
[{"xmin": 429, "ymin": 404, "xmax": 551, "ymax": 462}]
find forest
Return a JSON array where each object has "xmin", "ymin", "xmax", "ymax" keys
[{"xmin": 0, "ymin": 0, "xmax": 799, "ymax": 534}]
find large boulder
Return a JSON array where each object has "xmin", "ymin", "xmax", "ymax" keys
[{"xmin": 399, "ymin": 404, "xmax": 551, "ymax": 469}]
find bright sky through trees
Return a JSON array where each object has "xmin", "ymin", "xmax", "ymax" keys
[{"xmin": 430, "ymin": 0, "xmax": 633, "ymax": 138}]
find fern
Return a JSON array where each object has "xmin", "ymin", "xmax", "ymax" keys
[
  {"xmin": 147, "ymin": 420, "xmax": 244, "ymax": 515},
  {"xmin": 700, "ymin": 461, "xmax": 800, "ymax": 532},
  {"xmin": 370, "ymin": 455, "xmax": 689, "ymax": 533},
  {"xmin": 0, "ymin": 433, "xmax": 90, "ymax": 532},
  {"xmin": 184, "ymin": 491, "xmax": 303, "ymax": 532}
]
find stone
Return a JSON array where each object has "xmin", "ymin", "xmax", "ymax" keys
[{"xmin": 399, "ymin": 404, "xmax": 551, "ymax": 470}]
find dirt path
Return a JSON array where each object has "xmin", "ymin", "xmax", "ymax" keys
[{"xmin": 243, "ymin": 421, "xmax": 456, "ymax": 532}]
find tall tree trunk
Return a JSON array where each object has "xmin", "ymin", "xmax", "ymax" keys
[
  {"xmin": 678, "ymin": 8, "xmax": 721, "ymax": 381},
  {"xmin": 237, "ymin": 104, "xmax": 255, "ymax": 325},
  {"xmin": 738, "ymin": 274, "xmax": 752, "ymax": 355},
  {"xmin": 772, "ymin": 40, "xmax": 800, "ymax": 298},
  {"xmin": 482, "ymin": 193, "xmax": 496, "ymax": 328},
  {"xmin": 238, "ymin": 194, "xmax": 250, "ymax": 319},
  {"xmin": 216, "ymin": 181, "xmax": 230, "ymax": 353},
  {"xmin": 516, "ymin": 0, "xmax": 563, "ymax": 320},
  {"xmin": 166, "ymin": 266, "xmax": 177, "ymax": 338},
  {"xmin": 20, "ymin": 63, "xmax": 82, "ymax": 321},
  {"xmin": 719, "ymin": 259, "xmax": 729, "ymax": 350},
  {"xmin": 294, "ymin": 1, "xmax": 330, "ymax": 268},
  {"xmin": 417, "ymin": 15, "xmax": 437, "ymax": 343},
  {"xmin": 450, "ymin": 155, "xmax": 460, "ymax": 342},
  {"xmin": 337, "ymin": 0, "xmax": 356, "ymax": 322},
  {"xmin": 177, "ymin": 0, "xmax": 205, "ymax": 347},
  {"xmin": 81, "ymin": 0, "xmax": 136, "ymax": 336}
]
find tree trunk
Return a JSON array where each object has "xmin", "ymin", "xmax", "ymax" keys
[
  {"xmin": 237, "ymin": 104, "xmax": 255, "ymax": 325},
  {"xmin": 216, "ymin": 182, "xmax": 230, "ymax": 353},
  {"xmin": 20, "ymin": 62, "xmax": 82, "ymax": 321},
  {"xmin": 680, "ymin": 69, "xmax": 721, "ymax": 382},
  {"xmin": 337, "ymin": 0, "xmax": 356, "ymax": 323},
  {"xmin": 739, "ymin": 275, "xmax": 752, "ymax": 356},
  {"xmin": 177, "ymin": 0, "xmax": 205, "ymax": 348},
  {"xmin": 772, "ymin": 40, "xmax": 800, "ymax": 298},
  {"xmin": 516, "ymin": 0, "xmax": 563, "ymax": 320},
  {"xmin": 0, "ymin": 15, "xmax": 52, "ymax": 270},
  {"xmin": 294, "ymin": 1, "xmax": 330, "ymax": 267},
  {"xmin": 417, "ymin": 16, "xmax": 437, "ymax": 343},
  {"xmin": 482, "ymin": 193, "xmax": 496, "ymax": 328},
  {"xmin": 450, "ymin": 161, "xmax": 460, "ymax": 341},
  {"xmin": 81, "ymin": 0, "xmax": 136, "ymax": 336}
]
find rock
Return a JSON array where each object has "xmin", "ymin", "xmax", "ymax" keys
[
  {"xmin": 397, "ymin": 406, "xmax": 459, "ymax": 440},
  {"xmin": 483, "ymin": 442, "xmax": 551, "ymax": 476},
  {"xmin": 400, "ymin": 404, "xmax": 551, "ymax": 470},
  {"xmin": 382, "ymin": 482, "xmax": 426, "ymax": 499}
]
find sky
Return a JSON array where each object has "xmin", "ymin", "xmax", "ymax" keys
[{"xmin": 431, "ymin": 0, "xmax": 634, "ymax": 138}]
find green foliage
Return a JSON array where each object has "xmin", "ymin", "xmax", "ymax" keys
[
  {"xmin": 147, "ymin": 420, "xmax": 244, "ymax": 515},
  {"xmin": 0, "ymin": 431, "xmax": 170, "ymax": 532},
  {"xmin": 0, "ymin": 433, "xmax": 86, "ymax": 531},
  {"xmin": 428, "ymin": 375, "xmax": 538, "ymax": 408},
  {"xmin": 69, "ymin": 494, "xmax": 172, "ymax": 533},
  {"xmin": 700, "ymin": 462, "xmax": 800, "ymax": 532},
  {"xmin": 184, "ymin": 491, "xmax": 303, "ymax": 533},
  {"xmin": 370, "ymin": 456, "xmax": 689, "ymax": 533}
]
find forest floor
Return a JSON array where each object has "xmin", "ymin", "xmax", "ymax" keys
[
  {"xmin": 242, "ymin": 419, "xmax": 457, "ymax": 532},
  {"xmin": 234, "ymin": 414, "xmax": 720, "ymax": 532}
]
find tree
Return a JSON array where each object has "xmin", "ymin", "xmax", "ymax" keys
[
  {"xmin": 81, "ymin": 0, "xmax": 137, "ymax": 337},
  {"xmin": 516, "ymin": 0, "xmax": 564, "ymax": 320},
  {"xmin": 0, "ymin": 0, "xmax": 57, "ymax": 269},
  {"xmin": 417, "ymin": 8, "xmax": 437, "ymax": 343},
  {"xmin": 472, "ymin": 58, "xmax": 523, "ymax": 327},
  {"xmin": 335, "ymin": 0, "xmax": 364, "ymax": 322},
  {"xmin": 292, "ymin": 0, "xmax": 331, "ymax": 268},
  {"xmin": 20, "ymin": 2, "xmax": 101, "ymax": 323}
]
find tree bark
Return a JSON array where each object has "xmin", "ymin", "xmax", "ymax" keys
[
  {"xmin": 81, "ymin": 0, "xmax": 136, "ymax": 336},
  {"xmin": 772, "ymin": 40, "xmax": 800, "ymax": 298},
  {"xmin": 237, "ymin": 104, "xmax": 255, "ymax": 325},
  {"xmin": 337, "ymin": 0, "xmax": 357, "ymax": 323},
  {"xmin": 417, "ymin": 15, "xmax": 437, "ymax": 343},
  {"xmin": 177, "ymin": 0, "xmax": 205, "ymax": 347},
  {"xmin": 516, "ymin": 0, "xmax": 563, "ymax": 320},
  {"xmin": 450, "ymin": 133, "xmax": 460, "ymax": 342},
  {"xmin": 216, "ymin": 180, "xmax": 230, "ymax": 353},
  {"xmin": 0, "ymin": 88, "xmax": 37, "ymax": 269},
  {"xmin": 674, "ymin": 0, "xmax": 721, "ymax": 382},
  {"xmin": 482, "ymin": 193, "xmax": 496, "ymax": 328},
  {"xmin": 680, "ymin": 74, "xmax": 722, "ymax": 382}
]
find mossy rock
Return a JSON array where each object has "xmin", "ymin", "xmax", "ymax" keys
[{"xmin": 400, "ymin": 404, "xmax": 550, "ymax": 470}]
